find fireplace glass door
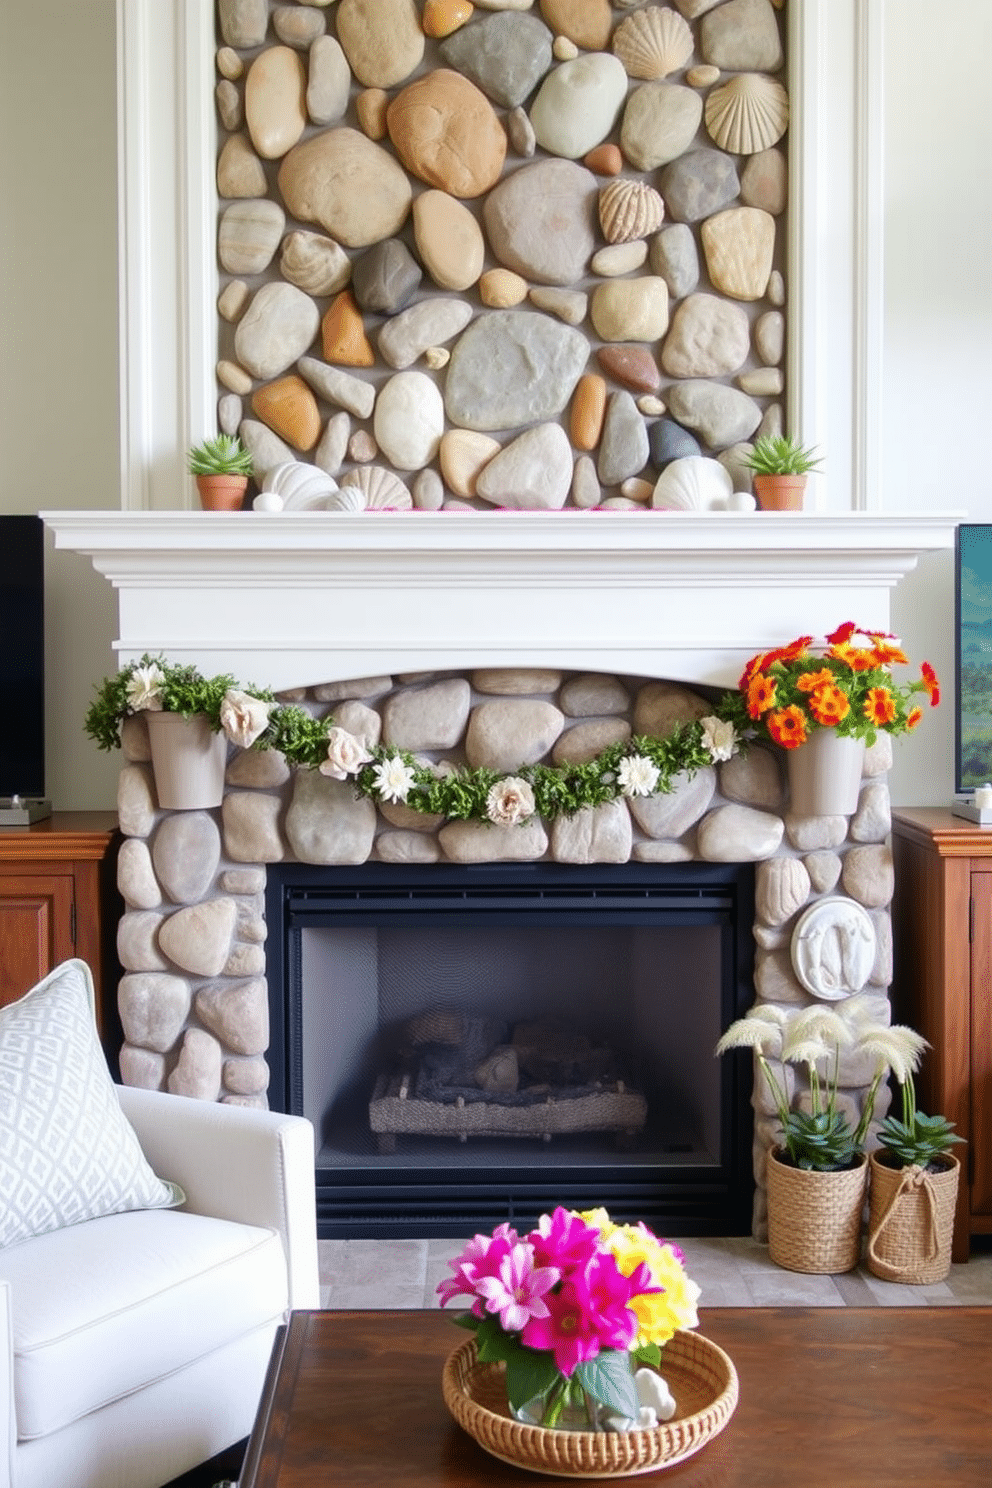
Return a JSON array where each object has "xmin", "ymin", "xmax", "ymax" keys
[{"xmin": 266, "ymin": 862, "xmax": 754, "ymax": 1238}]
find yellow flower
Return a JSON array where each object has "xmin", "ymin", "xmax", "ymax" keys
[{"xmin": 600, "ymin": 1223, "xmax": 701, "ymax": 1349}]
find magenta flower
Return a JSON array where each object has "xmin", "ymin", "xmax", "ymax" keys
[
  {"xmin": 436, "ymin": 1223, "xmax": 520, "ymax": 1313},
  {"xmin": 527, "ymin": 1207, "xmax": 601, "ymax": 1280},
  {"xmin": 520, "ymin": 1277, "xmax": 610, "ymax": 1376},
  {"xmin": 475, "ymin": 1242, "xmax": 560, "ymax": 1333}
]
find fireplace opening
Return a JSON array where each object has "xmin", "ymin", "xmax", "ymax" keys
[{"xmin": 265, "ymin": 861, "xmax": 755, "ymax": 1239}]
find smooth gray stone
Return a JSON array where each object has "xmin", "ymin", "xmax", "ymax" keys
[
  {"xmin": 483, "ymin": 159, "xmax": 597, "ymax": 285},
  {"xmin": 351, "ymin": 239, "xmax": 422, "ymax": 314},
  {"xmin": 666, "ymin": 380, "xmax": 762, "ymax": 448},
  {"xmin": 648, "ymin": 418, "xmax": 702, "ymax": 469},
  {"xmin": 660, "ymin": 149, "xmax": 740, "ymax": 224},
  {"xmin": 152, "ymin": 812, "xmax": 221, "ymax": 905},
  {"xmin": 597, "ymin": 390, "xmax": 649, "ymax": 486},
  {"xmin": 196, "ymin": 979, "xmax": 269, "ymax": 1057},
  {"xmin": 700, "ymin": 0, "xmax": 784, "ymax": 71},
  {"xmin": 444, "ymin": 310, "xmax": 589, "ymax": 432},
  {"xmin": 649, "ymin": 223, "xmax": 699, "ymax": 299},
  {"xmin": 440, "ymin": 12, "xmax": 554, "ymax": 108},
  {"xmin": 378, "ymin": 298, "xmax": 473, "ymax": 370}
]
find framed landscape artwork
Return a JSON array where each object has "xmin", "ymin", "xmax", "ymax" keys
[{"xmin": 956, "ymin": 524, "xmax": 992, "ymax": 790}]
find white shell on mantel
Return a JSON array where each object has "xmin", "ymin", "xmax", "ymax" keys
[
  {"xmin": 652, "ymin": 456, "xmax": 733, "ymax": 512},
  {"xmin": 704, "ymin": 73, "xmax": 789, "ymax": 155},
  {"xmin": 340, "ymin": 465, "xmax": 413, "ymax": 511},
  {"xmin": 613, "ymin": 6, "xmax": 694, "ymax": 81},
  {"xmin": 324, "ymin": 483, "xmax": 367, "ymax": 513},
  {"xmin": 262, "ymin": 460, "xmax": 339, "ymax": 510}
]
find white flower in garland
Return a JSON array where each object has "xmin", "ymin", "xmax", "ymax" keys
[
  {"xmin": 617, "ymin": 755, "xmax": 660, "ymax": 798},
  {"xmin": 220, "ymin": 688, "xmax": 271, "ymax": 749},
  {"xmin": 373, "ymin": 754, "xmax": 417, "ymax": 803},
  {"xmin": 700, "ymin": 714, "xmax": 737, "ymax": 763},
  {"xmin": 486, "ymin": 776, "xmax": 536, "ymax": 826},
  {"xmin": 125, "ymin": 662, "xmax": 166, "ymax": 713},
  {"xmin": 320, "ymin": 726, "xmax": 373, "ymax": 780}
]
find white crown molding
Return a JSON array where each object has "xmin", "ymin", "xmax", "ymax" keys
[{"xmin": 116, "ymin": 0, "xmax": 884, "ymax": 516}]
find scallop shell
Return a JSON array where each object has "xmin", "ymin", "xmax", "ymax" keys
[
  {"xmin": 704, "ymin": 73, "xmax": 789, "ymax": 155},
  {"xmin": 598, "ymin": 179, "xmax": 665, "ymax": 245},
  {"xmin": 324, "ymin": 483, "xmax": 367, "ymax": 513},
  {"xmin": 262, "ymin": 460, "xmax": 339, "ymax": 510},
  {"xmin": 339, "ymin": 465, "xmax": 412, "ymax": 511},
  {"xmin": 651, "ymin": 456, "xmax": 733, "ymax": 512},
  {"xmin": 613, "ymin": 6, "xmax": 693, "ymax": 81}
]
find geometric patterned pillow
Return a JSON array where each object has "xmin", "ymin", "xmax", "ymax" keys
[{"xmin": 0, "ymin": 958, "xmax": 184, "ymax": 1250}]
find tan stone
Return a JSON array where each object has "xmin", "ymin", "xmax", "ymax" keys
[
  {"xmin": 438, "ymin": 818, "xmax": 548, "ymax": 864},
  {"xmin": 217, "ymin": 132, "xmax": 267, "ymax": 198},
  {"xmin": 119, "ymin": 972, "xmax": 191, "ymax": 1053},
  {"xmin": 376, "ymin": 831, "xmax": 442, "ymax": 865},
  {"xmin": 245, "ymin": 46, "xmax": 307, "ymax": 159},
  {"xmin": 413, "ymin": 190, "xmax": 485, "ymax": 292},
  {"xmin": 252, "ymin": 375, "xmax": 322, "ymax": 450},
  {"xmin": 589, "ymin": 277, "xmax": 669, "ymax": 342},
  {"xmin": 552, "ymin": 718, "xmax": 631, "ymax": 765},
  {"xmin": 169, "ymin": 1028, "xmax": 222, "ymax": 1101},
  {"xmin": 221, "ymin": 792, "xmax": 287, "ymax": 862},
  {"xmin": 321, "ymin": 291, "xmax": 375, "ymax": 366},
  {"xmin": 218, "ymin": 281, "xmax": 250, "ymax": 322},
  {"xmin": 570, "ymin": 373, "xmax": 607, "ymax": 451},
  {"xmin": 700, "ymin": 206, "xmax": 775, "ymax": 302},
  {"xmin": 278, "ymin": 128, "xmax": 412, "ymax": 248},
  {"xmin": 473, "ymin": 669, "xmax": 564, "ymax": 695},
  {"xmin": 336, "ymin": 0, "xmax": 425, "ymax": 89},
  {"xmin": 355, "ymin": 87, "xmax": 389, "ymax": 140},
  {"xmin": 196, "ymin": 979, "xmax": 269, "ymax": 1057},
  {"xmin": 439, "ymin": 429, "xmax": 500, "ymax": 497},
  {"xmin": 387, "ymin": 70, "xmax": 507, "ymax": 199},
  {"xmin": 422, "ymin": 0, "xmax": 474, "ymax": 38},
  {"xmin": 158, "ymin": 899, "xmax": 238, "ymax": 977},
  {"xmin": 551, "ymin": 801, "xmax": 632, "ymax": 864},
  {"xmin": 539, "ymin": 0, "xmax": 612, "ymax": 50},
  {"xmin": 479, "ymin": 269, "xmax": 528, "ymax": 308}
]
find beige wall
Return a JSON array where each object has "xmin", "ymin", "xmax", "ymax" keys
[
  {"xmin": 3, "ymin": 1, "xmax": 990, "ymax": 810},
  {"xmin": 0, "ymin": 0, "xmax": 121, "ymax": 808}
]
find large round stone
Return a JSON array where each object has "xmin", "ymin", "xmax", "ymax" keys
[
  {"xmin": 387, "ymin": 69, "xmax": 507, "ymax": 198},
  {"xmin": 444, "ymin": 310, "xmax": 589, "ymax": 432},
  {"xmin": 278, "ymin": 128, "xmax": 412, "ymax": 247},
  {"xmin": 483, "ymin": 159, "xmax": 597, "ymax": 285}
]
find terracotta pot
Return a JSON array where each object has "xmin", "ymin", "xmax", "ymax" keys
[
  {"xmin": 145, "ymin": 712, "xmax": 227, "ymax": 810},
  {"xmin": 753, "ymin": 474, "xmax": 807, "ymax": 511},
  {"xmin": 866, "ymin": 1150, "xmax": 961, "ymax": 1284},
  {"xmin": 786, "ymin": 729, "xmax": 865, "ymax": 817},
  {"xmin": 766, "ymin": 1146, "xmax": 868, "ymax": 1274},
  {"xmin": 195, "ymin": 474, "xmax": 248, "ymax": 511}
]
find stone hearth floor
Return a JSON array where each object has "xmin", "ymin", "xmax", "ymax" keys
[{"xmin": 318, "ymin": 1235, "xmax": 992, "ymax": 1310}]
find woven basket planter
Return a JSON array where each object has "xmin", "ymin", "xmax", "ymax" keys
[
  {"xmin": 766, "ymin": 1147, "xmax": 868, "ymax": 1274},
  {"xmin": 866, "ymin": 1151, "xmax": 960, "ymax": 1284}
]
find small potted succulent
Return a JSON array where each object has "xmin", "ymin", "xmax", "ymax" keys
[
  {"xmin": 188, "ymin": 434, "xmax": 253, "ymax": 510},
  {"xmin": 743, "ymin": 434, "xmax": 823, "ymax": 511}
]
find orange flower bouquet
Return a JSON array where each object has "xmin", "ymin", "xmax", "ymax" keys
[{"xmin": 723, "ymin": 622, "xmax": 940, "ymax": 751}]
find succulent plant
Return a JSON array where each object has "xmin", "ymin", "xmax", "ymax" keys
[
  {"xmin": 188, "ymin": 434, "xmax": 253, "ymax": 477},
  {"xmin": 743, "ymin": 434, "xmax": 823, "ymax": 476}
]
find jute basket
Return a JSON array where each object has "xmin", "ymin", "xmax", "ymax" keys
[
  {"xmin": 441, "ymin": 1331, "xmax": 738, "ymax": 1478},
  {"xmin": 866, "ymin": 1151, "xmax": 960, "ymax": 1284},
  {"xmin": 766, "ymin": 1147, "xmax": 868, "ymax": 1274}
]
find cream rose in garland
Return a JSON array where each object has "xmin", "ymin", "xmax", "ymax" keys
[
  {"xmin": 320, "ymin": 726, "xmax": 373, "ymax": 780},
  {"xmin": 486, "ymin": 776, "xmax": 536, "ymax": 826},
  {"xmin": 220, "ymin": 688, "xmax": 271, "ymax": 749}
]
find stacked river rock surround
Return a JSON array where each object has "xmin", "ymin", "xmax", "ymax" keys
[
  {"xmin": 213, "ymin": 0, "xmax": 791, "ymax": 513},
  {"xmin": 114, "ymin": 667, "xmax": 896, "ymax": 1240}
]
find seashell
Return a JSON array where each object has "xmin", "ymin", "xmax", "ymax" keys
[
  {"xmin": 262, "ymin": 460, "xmax": 339, "ymax": 510},
  {"xmin": 704, "ymin": 73, "xmax": 790, "ymax": 155},
  {"xmin": 651, "ymin": 456, "xmax": 733, "ymax": 512},
  {"xmin": 598, "ymin": 178, "xmax": 665, "ymax": 245},
  {"xmin": 613, "ymin": 6, "xmax": 693, "ymax": 81},
  {"xmin": 324, "ymin": 483, "xmax": 367, "ymax": 513},
  {"xmin": 252, "ymin": 489, "xmax": 284, "ymax": 512},
  {"xmin": 340, "ymin": 465, "xmax": 412, "ymax": 511},
  {"xmin": 279, "ymin": 230, "xmax": 352, "ymax": 298}
]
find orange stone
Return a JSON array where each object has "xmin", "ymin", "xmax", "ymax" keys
[
  {"xmin": 251, "ymin": 375, "xmax": 321, "ymax": 451},
  {"xmin": 422, "ymin": 0, "xmax": 474, "ymax": 39},
  {"xmin": 321, "ymin": 291, "xmax": 375, "ymax": 366},
  {"xmin": 584, "ymin": 143, "xmax": 624, "ymax": 177},
  {"xmin": 596, "ymin": 345, "xmax": 661, "ymax": 394},
  {"xmin": 570, "ymin": 373, "xmax": 607, "ymax": 451}
]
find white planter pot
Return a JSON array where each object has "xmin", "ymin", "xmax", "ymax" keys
[
  {"xmin": 786, "ymin": 729, "xmax": 865, "ymax": 817},
  {"xmin": 145, "ymin": 711, "xmax": 227, "ymax": 810}
]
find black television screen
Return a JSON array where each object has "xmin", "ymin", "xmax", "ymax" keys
[
  {"xmin": 0, "ymin": 515, "xmax": 45, "ymax": 800},
  {"xmin": 956, "ymin": 522, "xmax": 992, "ymax": 792}
]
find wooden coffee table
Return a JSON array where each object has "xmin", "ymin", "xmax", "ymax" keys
[{"xmin": 239, "ymin": 1308, "xmax": 992, "ymax": 1485}]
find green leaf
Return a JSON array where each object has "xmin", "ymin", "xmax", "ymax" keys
[
  {"xmin": 574, "ymin": 1350, "xmax": 638, "ymax": 1419},
  {"xmin": 633, "ymin": 1342, "xmax": 662, "ymax": 1370},
  {"xmin": 474, "ymin": 1315, "xmax": 517, "ymax": 1363},
  {"xmin": 503, "ymin": 1350, "xmax": 562, "ymax": 1412}
]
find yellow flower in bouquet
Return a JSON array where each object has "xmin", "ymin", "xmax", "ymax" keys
[{"xmin": 580, "ymin": 1210, "xmax": 701, "ymax": 1350}]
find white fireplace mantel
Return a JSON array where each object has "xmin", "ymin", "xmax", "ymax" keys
[{"xmin": 44, "ymin": 510, "xmax": 957, "ymax": 694}]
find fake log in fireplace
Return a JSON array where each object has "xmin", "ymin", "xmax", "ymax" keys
[{"xmin": 265, "ymin": 861, "xmax": 755, "ymax": 1240}]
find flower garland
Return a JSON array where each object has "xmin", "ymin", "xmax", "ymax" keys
[{"xmin": 83, "ymin": 623, "xmax": 939, "ymax": 827}]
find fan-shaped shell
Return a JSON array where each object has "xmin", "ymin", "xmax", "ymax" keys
[
  {"xmin": 324, "ymin": 483, "xmax": 367, "ymax": 513},
  {"xmin": 652, "ymin": 456, "xmax": 733, "ymax": 512},
  {"xmin": 704, "ymin": 73, "xmax": 789, "ymax": 155},
  {"xmin": 613, "ymin": 6, "xmax": 693, "ymax": 81},
  {"xmin": 598, "ymin": 179, "xmax": 665, "ymax": 245},
  {"xmin": 339, "ymin": 465, "xmax": 412, "ymax": 511},
  {"xmin": 262, "ymin": 461, "xmax": 339, "ymax": 510}
]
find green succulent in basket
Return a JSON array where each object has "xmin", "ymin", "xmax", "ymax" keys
[
  {"xmin": 743, "ymin": 434, "xmax": 823, "ymax": 476},
  {"xmin": 188, "ymin": 434, "xmax": 253, "ymax": 477},
  {"xmin": 875, "ymin": 1070, "xmax": 964, "ymax": 1171}
]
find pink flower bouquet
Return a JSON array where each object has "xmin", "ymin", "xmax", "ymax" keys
[{"xmin": 437, "ymin": 1206, "xmax": 700, "ymax": 1429}]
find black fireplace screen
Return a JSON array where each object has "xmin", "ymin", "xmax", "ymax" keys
[{"xmin": 265, "ymin": 861, "xmax": 755, "ymax": 1239}]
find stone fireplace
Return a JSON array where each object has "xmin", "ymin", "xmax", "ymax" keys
[{"xmin": 45, "ymin": 508, "xmax": 956, "ymax": 1237}]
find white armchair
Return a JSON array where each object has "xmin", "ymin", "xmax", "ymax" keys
[{"xmin": 0, "ymin": 1084, "xmax": 319, "ymax": 1488}]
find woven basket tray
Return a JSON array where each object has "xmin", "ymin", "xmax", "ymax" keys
[{"xmin": 441, "ymin": 1331, "xmax": 738, "ymax": 1478}]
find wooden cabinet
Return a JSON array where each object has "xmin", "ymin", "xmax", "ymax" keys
[
  {"xmin": 891, "ymin": 807, "xmax": 992, "ymax": 1262},
  {"xmin": 0, "ymin": 813, "xmax": 122, "ymax": 1050}
]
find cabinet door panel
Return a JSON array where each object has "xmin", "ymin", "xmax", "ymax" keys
[
  {"xmin": 971, "ymin": 871, "xmax": 992, "ymax": 1216},
  {"xmin": 0, "ymin": 875, "xmax": 75, "ymax": 1009}
]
